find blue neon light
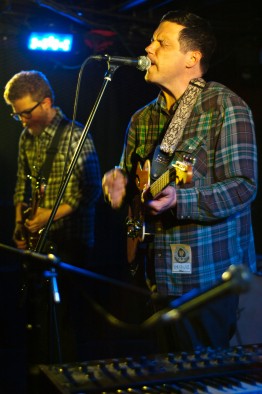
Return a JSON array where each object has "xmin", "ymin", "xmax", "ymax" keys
[{"xmin": 28, "ymin": 33, "xmax": 73, "ymax": 52}]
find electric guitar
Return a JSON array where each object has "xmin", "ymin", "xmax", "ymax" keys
[
  {"xmin": 126, "ymin": 158, "xmax": 193, "ymax": 263},
  {"xmin": 22, "ymin": 176, "xmax": 46, "ymax": 251}
]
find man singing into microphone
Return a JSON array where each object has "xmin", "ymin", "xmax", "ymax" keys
[{"xmin": 102, "ymin": 10, "xmax": 258, "ymax": 352}]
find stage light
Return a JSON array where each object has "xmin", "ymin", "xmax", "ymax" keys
[{"xmin": 27, "ymin": 32, "xmax": 73, "ymax": 52}]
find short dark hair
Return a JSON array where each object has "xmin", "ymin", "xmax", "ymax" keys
[
  {"xmin": 161, "ymin": 10, "xmax": 216, "ymax": 74},
  {"xmin": 3, "ymin": 70, "xmax": 55, "ymax": 105}
]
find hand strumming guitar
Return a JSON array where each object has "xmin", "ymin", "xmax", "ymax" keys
[
  {"xmin": 102, "ymin": 168, "xmax": 127, "ymax": 209},
  {"xmin": 13, "ymin": 206, "xmax": 52, "ymax": 250},
  {"xmin": 24, "ymin": 207, "xmax": 52, "ymax": 234},
  {"xmin": 13, "ymin": 203, "xmax": 74, "ymax": 250},
  {"xmin": 24, "ymin": 204, "xmax": 74, "ymax": 232}
]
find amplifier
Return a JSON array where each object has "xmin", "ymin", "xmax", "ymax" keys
[{"xmin": 38, "ymin": 344, "xmax": 262, "ymax": 393}]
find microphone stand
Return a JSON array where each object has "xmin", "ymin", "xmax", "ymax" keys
[
  {"xmin": 160, "ymin": 264, "xmax": 251, "ymax": 324},
  {"xmin": 35, "ymin": 63, "xmax": 119, "ymax": 254},
  {"xmin": 0, "ymin": 242, "xmax": 152, "ymax": 297},
  {"xmin": 0, "ymin": 242, "xmax": 253, "ymax": 334},
  {"xmin": 29, "ymin": 62, "xmax": 120, "ymax": 363}
]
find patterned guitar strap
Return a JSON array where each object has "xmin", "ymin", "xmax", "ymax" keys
[{"xmin": 151, "ymin": 78, "xmax": 206, "ymax": 180}]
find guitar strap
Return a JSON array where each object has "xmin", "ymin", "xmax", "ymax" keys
[
  {"xmin": 160, "ymin": 78, "xmax": 206, "ymax": 155},
  {"xmin": 40, "ymin": 117, "xmax": 69, "ymax": 182},
  {"xmin": 151, "ymin": 78, "xmax": 206, "ymax": 181},
  {"xmin": 151, "ymin": 144, "xmax": 172, "ymax": 182}
]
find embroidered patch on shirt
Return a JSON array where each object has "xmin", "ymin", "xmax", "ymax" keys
[{"xmin": 171, "ymin": 244, "xmax": 192, "ymax": 274}]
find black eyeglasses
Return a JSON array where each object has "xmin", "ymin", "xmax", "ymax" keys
[{"xmin": 10, "ymin": 101, "xmax": 42, "ymax": 121}]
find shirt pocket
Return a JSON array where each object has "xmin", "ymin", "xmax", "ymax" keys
[
  {"xmin": 136, "ymin": 143, "xmax": 155, "ymax": 160},
  {"xmin": 175, "ymin": 136, "xmax": 207, "ymax": 180}
]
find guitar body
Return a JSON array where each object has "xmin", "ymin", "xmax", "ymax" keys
[
  {"xmin": 126, "ymin": 160, "xmax": 150, "ymax": 263},
  {"xmin": 126, "ymin": 158, "xmax": 193, "ymax": 263}
]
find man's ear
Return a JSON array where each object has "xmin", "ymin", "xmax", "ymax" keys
[
  {"xmin": 186, "ymin": 50, "xmax": 202, "ymax": 68},
  {"xmin": 42, "ymin": 96, "xmax": 52, "ymax": 108}
]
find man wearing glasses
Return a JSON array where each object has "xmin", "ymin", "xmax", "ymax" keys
[
  {"xmin": 11, "ymin": 100, "xmax": 42, "ymax": 122},
  {"xmin": 3, "ymin": 70, "xmax": 101, "ymax": 363}
]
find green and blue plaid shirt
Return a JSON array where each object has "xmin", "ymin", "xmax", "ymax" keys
[
  {"xmin": 120, "ymin": 81, "xmax": 258, "ymax": 296},
  {"xmin": 14, "ymin": 108, "xmax": 101, "ymax": 248}
]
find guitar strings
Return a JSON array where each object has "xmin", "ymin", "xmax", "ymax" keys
[{"xmin": 150, "ymin": 169, "xmax": 172, "ymax": 198}]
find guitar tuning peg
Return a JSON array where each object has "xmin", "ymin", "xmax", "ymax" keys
[
  {"xmin": 183, "ymin": 155, "xmax": 190, "ymax": 162},
  {"xmin": 182, "ymin": 155, "xmax": 196, "ymax": 165}
]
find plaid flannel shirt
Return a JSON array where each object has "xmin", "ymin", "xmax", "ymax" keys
[
  {"xmin": 14, "ymin": 108, "xmax": 101, "ymax": 247},
  {"xmin": 120, "ymin": 81, "xmax": 258, "ymax": 296}
]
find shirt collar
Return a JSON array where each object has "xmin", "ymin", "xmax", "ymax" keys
[
  {"xmin": 42, "ymin": 107, "xmax": 65, "ymax": 138},
  {"xmin": 155, "ymin": 91, "xmax": 182, "ymax": 115}
]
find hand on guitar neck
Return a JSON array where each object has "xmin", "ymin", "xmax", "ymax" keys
[{"xmin": 145, "ymin": 185, "xmax": 177, "ymax": 215}]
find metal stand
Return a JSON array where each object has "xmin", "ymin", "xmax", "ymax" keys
[{"xmin": 35, "ymin": 63, "xmax": 119, "ymax": 254}]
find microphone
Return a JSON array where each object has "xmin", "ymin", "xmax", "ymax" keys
[{"xmin": 90, "ymin": 54, "xmax": 151, "ymax": 71}]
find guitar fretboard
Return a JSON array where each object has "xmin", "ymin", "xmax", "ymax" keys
[{"xmin": 150, "ymin": 167, "xmax": 176, "ymax": 197}]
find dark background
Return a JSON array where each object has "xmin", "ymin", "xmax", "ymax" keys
[
  {"xmin": 0, "ymin": 0, "xmax": 261, "ymax": 392},
  {"xmin": 0, "ymin": 0, "xmax": 261, "ymax": 250}
]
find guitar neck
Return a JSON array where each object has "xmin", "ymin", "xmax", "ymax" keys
[
  {"xmin": 26, "ymin": 177, "xmax": 46, "ymax": 221},
  {"xmin": 150, "ymin": 167, "xmax": 176, "ymax": 198}
]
